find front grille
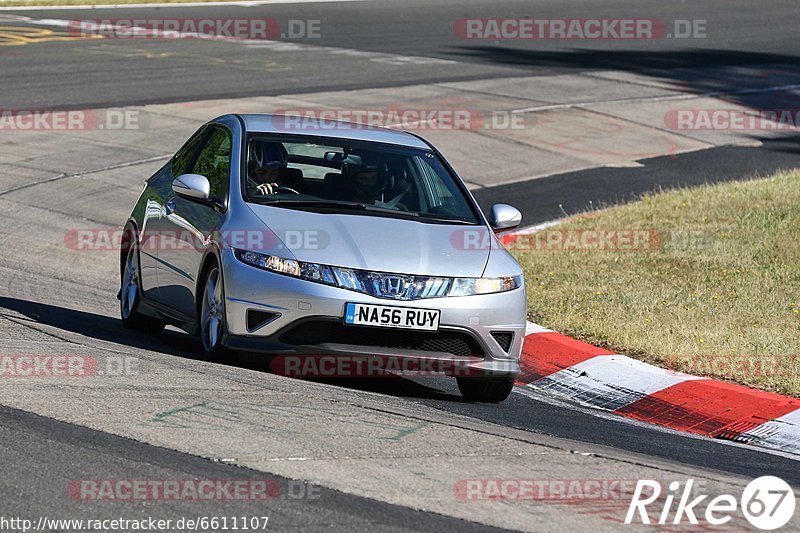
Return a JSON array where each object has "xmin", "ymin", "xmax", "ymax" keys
[
  {"xmin": 279, "ymin": 320, "xmax": 484, "ymax": 357},
  {"xmin": 490, "ymin": 331, "xmax": 514, "ymax": 352}
]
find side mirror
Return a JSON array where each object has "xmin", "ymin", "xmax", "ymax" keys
[
  {"xmin": 172, "ymin": 174, "xmax": 210, "ymax": 201},
  {"xmin": 488, "ymin": 203, "xmax": 522, "ymax": 232}
]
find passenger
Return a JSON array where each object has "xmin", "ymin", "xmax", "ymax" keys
[{"xmin": 342, "ymin": 154, "xmax": 389, "ymax": 204}]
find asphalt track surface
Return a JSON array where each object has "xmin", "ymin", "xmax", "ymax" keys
[
  {"xmin": 0, "ymin": 405, "xmax": 508, "ymax": 532},
  {"xmin": 0, "ymin": 0, "xmax": 797, "ymax": 109},
  {"xmin": 1, "ymin": 0, "xmax": 800, "ymax": 530},
  {"xmin": 472, "ymin": 134, "xmax": 800, "ymax": 223}
]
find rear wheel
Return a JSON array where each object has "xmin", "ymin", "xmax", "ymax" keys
[
  {"xmin": 456, "ymin": 375, "xmax": 515, "ymax": 403},
  {"xmin": 199, "ymin": 265, "xmax": 229, "ymax": 358},
  {"xmin": 120, "ymin": 237, "xmax": 165, "ymax": 332}
]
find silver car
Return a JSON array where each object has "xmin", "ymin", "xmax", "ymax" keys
[{"xmin": 119, "ymin": 114, "xmax": 526, "ymax": 402}]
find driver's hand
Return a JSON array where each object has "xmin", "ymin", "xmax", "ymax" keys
[{"xmin": 255, "ymin": 182, "xmax": 279, "ymax": 195}]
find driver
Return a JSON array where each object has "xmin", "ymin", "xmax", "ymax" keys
[{"xmin": 248, "ymin": 141, "xmax": 289, "ymax": 195}]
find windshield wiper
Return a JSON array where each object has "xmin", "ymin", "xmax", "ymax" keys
[
  {"xmin": 252, "ymin": 198, "xmax": 477, "ymax": 224},
  {"xmin": 415, "ymin": 213, "xmax": 476, "ymax": 225},
  {"xmin": 252, "ymin": 199, "xmax": 368, "ymax": 210}
]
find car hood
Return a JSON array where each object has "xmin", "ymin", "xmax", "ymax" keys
[{"xmin": 247, "ymin": 204, "xmax": 491, "ymax": 277}]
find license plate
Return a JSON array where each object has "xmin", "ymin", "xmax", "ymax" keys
[{"xmin": 344, "ymin": 303, "xmax": 440, "ymax": 332}]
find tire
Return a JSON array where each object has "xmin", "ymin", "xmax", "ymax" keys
[
  {"xmin": 456, "ymin": 375, "xmax": 516, "ymax": 403},
  {"xmin": 198, "ymin": 263, "xmax": 229, "ymax": 359},
  {"xmin": 120, "ymin": 234, "xmax": 165, "ymax": 333}
]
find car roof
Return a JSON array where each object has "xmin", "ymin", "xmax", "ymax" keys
[{"xmin": 235, "ymin": 113, "xmax": 431, "ymax": 149}]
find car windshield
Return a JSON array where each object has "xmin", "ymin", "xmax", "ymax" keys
[{"xmin": 243, "ymin": 134, "xmax": 479, "ymax": 224}]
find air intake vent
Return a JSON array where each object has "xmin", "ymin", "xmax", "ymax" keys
[
  {"xmin": 246, "ymin": 310, "xmax": 279, "ymax": 332},
  {"xmin": 490, "ymin": 331, "xmax": 514, "ymax": 353},
  {"xmin": 279, "ymin": 321, "xmax": 485, "ymax": 357}
]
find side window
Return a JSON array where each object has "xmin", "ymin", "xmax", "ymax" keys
[
  {"xmin": 192, "ymin": 127, "xmax": 232, "ymax": 201},
  {"xmin": 172, "ymin": 127, "xmax": 208, "ymax": 177}
]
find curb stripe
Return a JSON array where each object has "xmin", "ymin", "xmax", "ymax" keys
[
  {"xmin": 530, "ymin": 355, "xmax": 703, "ymax": 411},
  {"xmin": 731, "ymin": 409, "xmax": 800, "ymax": 455},
  {"xmin": 519, "ymin": 332, "xmax": 614, "ymax": 382},
  {"xmin": 617, "ymin": 380, "xmax": 800, "ymax": 437},
  {"xmin": 519, "ymin": 321, "xmax": 800, "ymax": 455}
]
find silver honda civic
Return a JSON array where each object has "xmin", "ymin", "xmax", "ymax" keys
[{"xmin": 119, "ymin": 114, "xmax": 526, "ymax": 402}]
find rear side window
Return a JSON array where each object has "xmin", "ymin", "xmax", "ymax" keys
[
  {"xmin": 193, "ymin": 126, "xmax": 232, "ymax": 201},
  {"xmin": 172, "ymin": 126, "xmax": 207, "ymax": 177}
]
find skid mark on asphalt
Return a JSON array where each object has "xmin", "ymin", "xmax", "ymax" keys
[
  {"xmin": 0, "ymin": 154, "xmax": 170, "ymax": 197},
  {"xmin": 146, "ymin": 400, "xmax": 430, "ymax": 440}
]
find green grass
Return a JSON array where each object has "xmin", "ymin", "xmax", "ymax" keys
[{"xmin": 512, "ymin": 169, "xmax": 800, "ymax": 397}]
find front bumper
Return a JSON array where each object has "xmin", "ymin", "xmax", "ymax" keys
[{"xmin": 220, "ymin": 248, "xmax": 526, "ymax": 376}]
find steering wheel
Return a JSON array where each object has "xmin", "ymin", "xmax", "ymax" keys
[{"xmin": 275, "ymin": 185, "xmax": 300, "ymax": 195}]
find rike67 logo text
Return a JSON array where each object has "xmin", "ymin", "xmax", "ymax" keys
[{"xmin": 626, "ymin": 476, "xmax": 796, "ymax": 530}]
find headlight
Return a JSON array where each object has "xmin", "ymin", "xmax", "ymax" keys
[
  {"xmin": 234, "ymin": 249, "xmax": 336, "ymax": 285},
  {"xmin": 331, "ymin": 267, "xmax": 365, "ymax": 291},
  {"xmin": 448, "ymin": 275, "xmax": 522, "ymax": 297},
  {"xmin": 233, "ymin": 249, "xmax": 521, "ymax": 299}
]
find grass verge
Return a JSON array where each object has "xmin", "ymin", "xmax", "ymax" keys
[{"xmin": 511, "ymin": 169, "xmax": 800, "ymax": 397}]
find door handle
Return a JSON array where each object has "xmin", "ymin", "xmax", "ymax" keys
[{"xmin": 165, "ymin": 200, "xmax": 176, "ymax": 216}]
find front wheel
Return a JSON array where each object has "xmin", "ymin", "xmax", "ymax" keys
[
  {"xmin": 199, "ymin": 265, "xmax": 229, "ymax": 358},
  {"xmin": 456, "ymin": 375, "xmax": 516, "ymax": 403},
  {"xmin": 120, "ymin": 237, "xmax": 165, "ymax": 333}
]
